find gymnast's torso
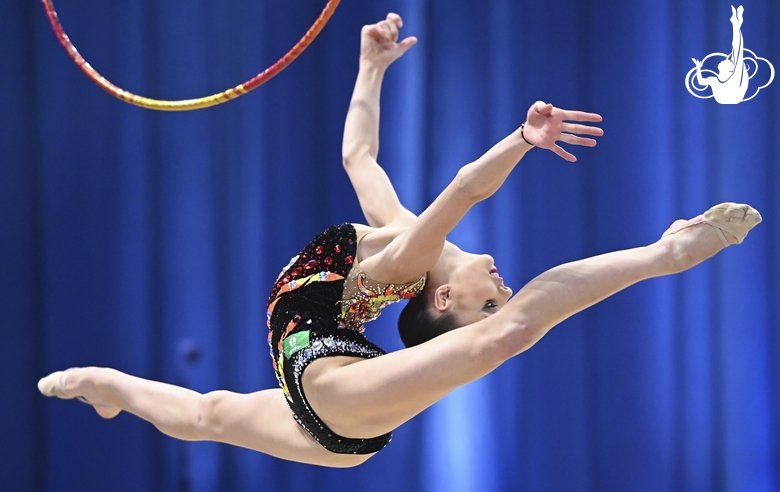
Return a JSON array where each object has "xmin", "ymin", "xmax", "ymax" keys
[{"xmin": 266, "ymin": 223, "xmax": 425, "ymax": 453}]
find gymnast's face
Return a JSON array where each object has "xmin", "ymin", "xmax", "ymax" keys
[{"xmin": 435, "ymin": 253, "xmax": 513, "ymax": 326}]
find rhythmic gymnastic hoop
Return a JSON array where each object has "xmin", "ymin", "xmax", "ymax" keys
[{"xmin": 42, "ymin": 0, "xmax": 341, "ymax": 111}]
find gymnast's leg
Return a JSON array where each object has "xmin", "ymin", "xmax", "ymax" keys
[
  {"xmin": 302, "ymin": 204, "xmax": 761, "ymax": 439},
  {"xmin": 39, "ymin": 205, "xmax": 759, "ymax": 463},
  {"xmin": 39, "ymin": 367, "xmax": 369, "ymax": 467}
]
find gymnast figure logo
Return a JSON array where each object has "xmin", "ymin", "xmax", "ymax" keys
[{"xmin": 685, "ymin": 5, "xmax": 774, "ymax": 104}]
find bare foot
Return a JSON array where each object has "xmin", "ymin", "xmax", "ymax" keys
[
  {"xmin": 659, "ymin": 202, "xmax": 761, "ymax": 273},
  {"xmin": 38, "ymin": 368, "xmax": 122, "ymax": 419}
]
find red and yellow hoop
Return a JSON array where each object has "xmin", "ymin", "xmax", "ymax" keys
[{"xmin": 42, "ymin": 0, "xmax": 340, "ymax": 111}]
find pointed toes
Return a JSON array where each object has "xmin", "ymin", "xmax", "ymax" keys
[
  {"xmin": 745, "ymin": 207, "xmax": 762, "ymax": 226},
  {"xmin": 704, "ymin": 202, "xmax": 762, "ymax": 242},
  {"xmin": 38, "ymin": 372, "xmax": 63, "ymax": 397}
]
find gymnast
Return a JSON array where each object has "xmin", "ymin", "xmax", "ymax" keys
[{"xmin": 39, "ymin": 13, "xmax": 761, "ymax": 468}]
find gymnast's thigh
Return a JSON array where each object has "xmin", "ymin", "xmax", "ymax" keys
[
  {"xmin": 207, "ymin": 388, "xmax": 371, "ymax": 467},
  {"xmin": 301, "ymin": 317, "xmax": 507, "ymax": 440}
]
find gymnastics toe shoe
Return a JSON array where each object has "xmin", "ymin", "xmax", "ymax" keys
[{"xmin": 663, "ymin": 202, "xmax": 761, "ymax": 246}]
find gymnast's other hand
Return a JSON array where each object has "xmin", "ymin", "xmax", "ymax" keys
[
  {"xmin": 522, "ymin": 101, "xmax": 604, "ymax": 162},
  {"xmin": 360, "ymin": 13, "xmax": 417, "ymax": 69}
]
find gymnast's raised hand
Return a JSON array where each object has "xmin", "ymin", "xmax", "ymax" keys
[
  {"xmin": 360, "ymin": 13, "xmax": 417, "ymax": 68},
  {"xmin": 522, "ymin": 101, "xmax": 603, "ymax": 162},
  {"xmin": 357, "ymin": 14, "xmax": 603, "ymax": 163},
  {"xmin": 38, "ymin": 13, "xmax": 760, "ymax": 469}
]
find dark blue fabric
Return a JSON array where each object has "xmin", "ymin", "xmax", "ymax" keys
[{"xmin": 1, "ymin": 0, "xmax": 778, "ymax": 491}]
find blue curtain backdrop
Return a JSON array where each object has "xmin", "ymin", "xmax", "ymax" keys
[{"xmin": 1, "ymin": 0, "xmax": 778, "ymax": 491}]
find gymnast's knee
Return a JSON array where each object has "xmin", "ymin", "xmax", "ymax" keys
[
  {"xmin": 483, "ymin": 315, "xmax": 535, "ymax": 363},
  {"xmin": 194, "ymin": 390, "xmax": 233, "ymax": 440}
]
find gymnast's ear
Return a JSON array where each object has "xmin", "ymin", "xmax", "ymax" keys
[{"xmin": 432, "ymin": 285, "xmax": 452, "ymax": 313}]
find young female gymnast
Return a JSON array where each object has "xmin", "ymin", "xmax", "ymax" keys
[{"xmin": 39, "ymin": 13, "xmax": 761, "ymax": 468}]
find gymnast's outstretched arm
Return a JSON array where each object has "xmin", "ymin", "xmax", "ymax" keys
[
  {"xmin": 341, "ymin": 14, "xmax": 418, "ymax": 228},
  {"xmin": 360, "ymin": 102, "xmax": 603, "ymax": 284}
]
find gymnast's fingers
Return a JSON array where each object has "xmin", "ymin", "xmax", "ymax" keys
[
  {"xmin": 387, "ymin": 12, "xmax": 403, "ymax": 29},
  {"xmin": 561, "ymin": 123, "xmax": 604, "ymax": 137},
  {"xmin": 398, "ymin": 36, "xmax": 418, "ymax": 52},
  {"xmin": 385, "ymin": 19, "xmax": 399, "ymax": 42},
  {"xmin": 559, "ymin": 133, "xmax": 598, "ymax": 147},
  {"xmin": 551, "ymin": 144, "xmax": 577, "ymax": 162},
  {"xmin": 562, "ymin": 110, "xmax": 603, "ymax": 122},
  {"xmin": 374, "ymin": 19, "xmax": 394, "ymax": 43},
  {"xmin": 363, "ymin": 24, "xmax": 382, "ymax": 41}
]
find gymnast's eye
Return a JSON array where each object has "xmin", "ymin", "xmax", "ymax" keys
[{"xmin": 483, "ymin": 300, "xmax": 498, "ymax": 311}]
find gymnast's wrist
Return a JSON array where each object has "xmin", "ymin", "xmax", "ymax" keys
[
  {"xmin": 519, "ymin": 121, "xmax": 535, "ymax": 148},
  {"xmin": 359, "ymin": 58, "xmax": 389, "ymax": 73}
]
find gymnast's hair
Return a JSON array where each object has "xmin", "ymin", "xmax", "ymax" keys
[{"xmin": 398, "ymin": 287, "xmax": 460, "ymax": 347}]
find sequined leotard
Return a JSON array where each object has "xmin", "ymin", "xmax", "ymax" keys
[{"xmin": 267, "ymin": 224, "xmax": 425, "ymax": 454}]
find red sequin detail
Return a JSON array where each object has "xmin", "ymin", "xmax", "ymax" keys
[
  {"xmin": 305, "ymin": 259, "xmax": 317, "ymax": 269},
  {"xmin": 316, "ymin": 245, "xmax": 324, "ymax": 254},
  {"xmin": 345, "ymin": 255, "xmax": 354, "ymax": 265},
  {"xmin": 292, "ymin": 267, "xmax": 303, "ymax": 276},
  {"xmin": 324, "ymin": 256, "xmax": 333, "ymax": 265},
  {"xmin": 334, "ymin": 244, "xmax": 341, "ymax": 253}
]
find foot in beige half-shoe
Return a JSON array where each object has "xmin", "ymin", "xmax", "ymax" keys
[
  {"xmin": 38, "ymin": 369, "xmax": 121, "ymax": 418},
  {"xmin": 38, "ymin": 370, "xmax": 77, "ymax": 400},
  {"xmin": 662, "ymin": 202, "xmax": 762, "ymax": 245}
]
